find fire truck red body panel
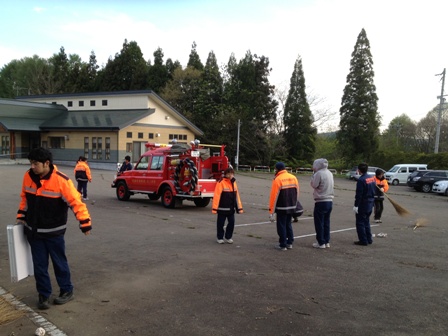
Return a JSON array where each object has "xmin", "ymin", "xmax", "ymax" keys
[{"xmin": 111, "ymin": 141, "xmax": 229, "ymax": 208}]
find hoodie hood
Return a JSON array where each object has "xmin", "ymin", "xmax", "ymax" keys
[{"xmin": 313, "ymin": 158, "xmax": 328, "ymax": 171}]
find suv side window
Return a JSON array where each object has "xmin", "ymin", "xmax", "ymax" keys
[
  {"xmin": 409, "ymin": 167, "xmax": 416, "ymax": 173},
  {"xmin": 135, "ymin": 156, "xmax": 149, "ymax": 170},
  {"xmin": 150, "ymin": 156, "xmax": 163, "ymax": 170},
  {"xmin": 399, "ymin": 167, "xmax": 407, "ymax": 173}
]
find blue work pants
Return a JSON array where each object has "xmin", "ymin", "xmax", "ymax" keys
[
  {"xmin": 355, "ymin": 201, "xmax": 374, "ymax": 244},
  {"xmin": 276, "ymin": 213, "xmax": 294, "ymax": 248},
  {"xmin": 313, "ymin": 201, "xmax": 333, "ymax": 245},
  {"xmin": 217, "ymin": 213, "xmax": 235, "ymax": 240},
  {"xmin": 27, "ymin": 235, "xmax": 73, "ymax": 298}
]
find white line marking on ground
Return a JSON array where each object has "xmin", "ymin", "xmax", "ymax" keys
[
  {"xmin": 0, "ymin": 286, "xmax": 67, "ymax": 336},
  {"xmin": 235, "ymin": 218, "xmax": 380, "ymax": 239}
]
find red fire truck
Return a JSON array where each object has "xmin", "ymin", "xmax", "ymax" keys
[{"xmin": 111, "ymin": 140, "xmax": 230, "ymax": 208}]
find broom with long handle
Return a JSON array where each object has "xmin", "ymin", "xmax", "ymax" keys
[{"xmin": 376, "ymin": 185, "xmax": 410, "ymax": 217}]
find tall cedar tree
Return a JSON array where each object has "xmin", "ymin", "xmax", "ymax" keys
[
  {"xmin": 283, "ymin": 55, "xmax": 316, "ymax": 162},
  {"xmin": 147, "ymin": 47, "xmax": 169, "ymax": 94},
  {"xmin": 224, "ymin": 51, "xmax": 278, "ymax": 164},
  {"xmin": 187, "ymin": 42, "xmax": 204, "ymax": 71},
  {"xmin": 337, "ymin": 28, "xmax": 380, "ymax": 163},
  {"xmin": 49, "ymin": 47, "xmax": 70, "ymax": 93},
  {"xmin": 98, "ymin": 40, "xmax": 148, "ymax": 91},
  {"xmin": 194, "ymin": 51, "xmax": 225, "ymax": 144}
]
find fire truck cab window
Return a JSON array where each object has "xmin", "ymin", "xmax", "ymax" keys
[
  {"xmin": 135, "ymin": 156, "xmax": 149, "ymax": 170},
  {"xmin": 150, "ymin": 156, "xmax": 163, "ymax": 170}
]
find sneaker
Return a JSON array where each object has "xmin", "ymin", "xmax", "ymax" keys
[
  {"xmin": 83, "ymin": 197, "xmax": 89, "ymax": 201},
  {"xmin": 38, "ymin": 294, "xmax": 50, "ymax": 310},
  {"xmin": 325, "ymin": 243, "xmax": 330, "ymax": 248},
  {"xmin": 53, "ymin": 291, "xmax": 74, "ymax": 305},
  {"xmin": 217, "ymin": 239, "xmax": 225, "ymax": 244},
  {"xmin": 374, "ymin": 219, "xmax": 380, "ymax": 223},
  {"xmin": 275, "ymin": 245, "xmax": 287, "ymax": 251},
  {"xmin": 354, "ymin": 241, "xmax": 368, "ymax": 246},
  {"xmin": 312, "ymin": 242, "xmax": 326, "ymax": 249},
  {"xmin": 224, "ymin": 238, "xmax": 233, "ymax": 244},
  {"xmin": 286, "ymin": 244, "xmax": 293, "ymax": 249}
]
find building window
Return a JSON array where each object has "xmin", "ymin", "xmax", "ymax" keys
[
  {"xmin": 126, "ymin": 143, "xmax": 132, "ymax": 152},
  {"xmin": 84, "ymin": 137, "xmax": 89, "ymax": 159},
  {"xmin": 79, "ymin": 101, "xmax": 84, "ymax": 107},
  {"xmin": 105, "ymin": 137, "xmax": 111, "ymax": 160},
  {"xmin": 1, "ymin": 135, "xmax": 10, "ymax": 154},
  {"xmin": 127, "ymin": 132, "xmax": 132, "ymax": 138},
  {"xmin": 102, "ymin": 100, "xmax": 108, "ymax": 106},
  {"xmin": 90, "ymin": 100, "xmax": 96, "ymax": 107},
  {"xmin": 97, "ymin": 137, "xmax": 103, "ymax": 160},
  {"xmin": 138, "ymin": 132, "xmax": 143, "ymax": 139},
  {"xmin": 149, "ymin": 133, "xmax": 154, "ymax": 139},
  {"xmin": 169, "ymin": 134, "xmax": 187, "ymax": 141},
  {"xmin": 68, "ymin": 101, "xmax": 73, "ymax": 107},
  {"xmin": 49, "ymin": 137, "xmax": 65, "ymax": 149},
  {"xmin": 92, "ymin": 137, "xmax": 97, "ymax": 159}
]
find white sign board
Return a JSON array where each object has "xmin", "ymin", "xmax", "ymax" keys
[{"xmin": 7, "ymin": 225, "xmax": 34, "ymax": 282}]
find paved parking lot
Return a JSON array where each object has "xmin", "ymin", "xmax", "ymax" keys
[{"xmin": 1, "ymin": 164, "xmax": 447, "ymax": 336}]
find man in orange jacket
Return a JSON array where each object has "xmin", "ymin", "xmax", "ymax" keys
[
  {"xmin": 212, "ymin": 167, "xmax": 243, "ymax": 244},
  {"xmin": 16, "ymin": 147, "xmax": 92, "ymax": 310},
  {"xmin": 269, "ymin": 162, "xmax": 299, "ymax": 251},
  {"xmin": 74, "ymin": 156, "xmax": 92, "ymax": 200}
]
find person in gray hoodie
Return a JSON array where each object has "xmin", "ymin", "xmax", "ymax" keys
[{"xmin": 310, "ymin": 158, "xmax": 335, "ymax": 249}]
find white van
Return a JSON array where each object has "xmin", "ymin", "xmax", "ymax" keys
[{"xmin": 385, "ymin": 164, "xmax": 428, "ymax": 186}]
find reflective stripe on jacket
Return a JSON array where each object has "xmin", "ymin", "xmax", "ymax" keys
[
  {"xmin": 74, "ymin": 161, "xmax": 92, "ymax": 182},
  {"xmin": 17, "ymin": 164, "xmax": 91, "ymax": 237},
  {"xmin": 212, "ymin": 177, "xmax": 243, "ymax": 215},
  {"xmin": 269, "ymin": 170, "xmax": 299, "ymax": 214}
]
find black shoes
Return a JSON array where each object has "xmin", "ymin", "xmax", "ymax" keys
[
  {"xmin": 54, "ymin": 291, "xmax": 74, "ymax": 305},
  {"xmin": 354, "ymin": 241, "xmax": 368, "ymax": 246},
  {"xmin": 38, "ymin": 294, "xmax": 50, "ymax": 310}
]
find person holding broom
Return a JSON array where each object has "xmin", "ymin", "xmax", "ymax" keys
[
  {"xmin": 353, "ymin": 162, "xmax": 377, "ymax": 246},
  {"xmin": 373, "ymin": 168, "xmax": 389, "ymax": 223}
]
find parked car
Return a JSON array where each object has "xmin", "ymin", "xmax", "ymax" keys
[
  {"xmin": 346, "ymin": 166, "xmax": 358, "ymax": 180},
  {"xmin": 412, "ymin": 170, "xmax": 448, "ymax": 193},
  {"xmin": 407, "ymin": 170, "xmax": 432, "ymax": 188},
  {"xmin": 385, "ymin": 164, "xmax": 428, "ymax": 186},
  {"xmin": 353, "ymin": 166, "xmax": 385, "ymax": 180},
  {"xmin": 432, "ymin": 180, "xmax": 448, "ymax": 195}
]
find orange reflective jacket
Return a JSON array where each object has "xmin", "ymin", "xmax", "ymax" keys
[
  {"xmin": 269, "ymin": 170, "xmax": 299, "ymax": 214},
  {"xmin": 212, "ymin": 177, "xmax": 243, "ymax": 214},
  {"xmin": 17, "ymin": 164, "xmax": 91, "ymax": 237},
  {"xmin": 74, "ymin": 161, "xmax": 92, "ymax": 182}
]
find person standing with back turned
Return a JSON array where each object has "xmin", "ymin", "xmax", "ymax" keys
[
  {"xmin": 16, "ymin": 147, "xmax": 92, "ymax": 310},
  {"xmin": 74, "ymin": 156, "xmax": 92, "ymax": 201},
  {"xmin": 353, "ymin": 162, "xmax": 377, "ymax": 246},
  {"xmin": 269, "ymin": 162, "xmax": 299, "ymax": 251},
  {"xmin": 310, "ymin": 158, "xmax": 334, "ymax": 249}
]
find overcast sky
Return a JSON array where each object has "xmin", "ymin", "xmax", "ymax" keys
[{"xmin": 1, "ymin": 0, "xmax": 447, "ymax": 131}]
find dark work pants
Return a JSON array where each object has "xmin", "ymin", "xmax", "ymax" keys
[
  {"xmin": 77, "ymin": 180, "xmax": 88, "ymax": 198},
  {"xmin": 374, "ymin": 199, "xmax": 384, "ymax": 220},
  {"xmin": 27, "ymin": 235, "xmax": 73, "ymax": 298},
  {"xmin": 217, "ymin": 213, "xmax": 235, "ymax": 240},
  {"xmin": 355, "ymin": 201, "xmax": 374, "ymax": 244},
  {"xmin": 276, "ymin": 213, "xmax": 294, "ymax": 248},
  {"xmin": 313, "ymin": 201, "xmax": 333, "ymax": 245}
]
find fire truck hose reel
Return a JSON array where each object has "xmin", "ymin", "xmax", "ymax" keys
[{"xmin": 174, "ymin": 158, "xmax": 198, "ymax": 193}]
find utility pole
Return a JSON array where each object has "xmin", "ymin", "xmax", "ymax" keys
[
  {"xmin": 435, "ymin": 68, "xmax": 446, "ymax": 153},
  {"xmin": 236, "ymin": 119, "xmax": 241, "ymax": 171}
]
